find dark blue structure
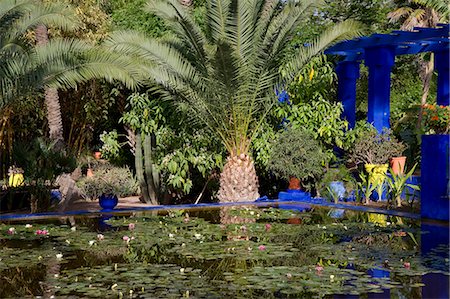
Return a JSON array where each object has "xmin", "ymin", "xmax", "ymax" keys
[
  {"xmin": 325, "ymin": 23, "xmax": 449, "ymax": 130},
  {"xmin": 421, "ymin": 135, "xmax": 449, "ymax": 221},
  {"xmin": 326, "ymin": 24, "xmax": 450, "ymax": 221}
]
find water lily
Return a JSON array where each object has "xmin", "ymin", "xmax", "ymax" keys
[
  {"xmin": 25, "ymin": 224, "xmax": 33, "ymax": 228},
  {"xmin": 240, "ymin": 225, "xmax": 247, "ymax": 233},
  {"xmin": 35, "ymin": 229, "xmax": 48, "ymax": 235},
  {"xmin": 128, "ymin": 223, "xmax": 135, "ymax": 230},
  {"xmin": 315, "ymin": 265, "xmax": 324, "ymax": 273},
  {"xmin": 97, "ymin": 234, "xmax": 104, "ymax": 241},
  {"xmin": 404, "ymin": 262, "xmax": 411, "ymax": 269},
  {"xmin": 56, "ymin": 253, "xmax": 63, "ymax": 259},
  {"xmin": 180, "ymin": 268, "xmax": 185, "ymax": 273},
  {"xmin": 330, "ymin": 274, "xmax": 335, "ymax": 281},
  {"xmin": 169, "ymin": 233, "xmax": 175, "ymax": 238},
  {"xmin": 89, "ymin": 240, "xmax": 95, "ymax": 246},
  {"xmin": 265, "ymin": 223, "xmax": 272, "ymax": 232},
  {"xmin": 194, "ymin": 233, "xmax": 202, "ymax": 239},
  {"xmin": 258, "ymin": 245, "xmax": 266, "ymax": 251},
  {"xmin": 286, "ymin": 273, "xmax": 292, "ymax": 279},
  {"xmin": 71, "ymin": 226, "xmax": 76, "ymax": 231},
  {"xmin": 7, "ymin": 227, "xmax": 15, "ymax": 235}
]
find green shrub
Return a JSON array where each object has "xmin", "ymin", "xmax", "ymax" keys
[
  {"xmin": 77, "ymin": 166, "xmax": 139, "ymax": 200},
  {"xmin": 268, "ymin": 127, "xmax": 327, "ymax": 191},
  {"xmin": 318, "ymin": 165, "xmax": 356, "ymax": 200},
  {"xmin": 349, "ymin": 128, "xmax": 406, "ymax": 165}
]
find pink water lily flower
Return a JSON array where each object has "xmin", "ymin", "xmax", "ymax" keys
[
  {"xmin": 123, "ymin": 235, "xmax": 130, "ymax": 242},
  {"xmin": 35, "ymin": 229, "xmax": 48, "ymax": 235},
  {"xmin": 403, "ymin": 262, "xmax": 411, "ymax": 269},
  {"xmin": 265, "ymin": 223, "xmax": 272, "ymax": 232},
  {"xmin": 315, "ymin": 265, "xmax": 324, "ymax": 273},
  {"xmin": 258, "ymin": 245, "xmax": 266, "ymax": 251},
  {"xmin": 7, "ymin": 227, "xmax": 15, "ymax": 235},
  {"xmin": 128, "ymin": 223, "xmax": 135, "ymax": 231},
  {"xmin": 97, "ymin": 234, "xmax": 104, "ymax": 241}
]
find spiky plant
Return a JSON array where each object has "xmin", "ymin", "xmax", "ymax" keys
[
  {"xmin": 0, "ymin": 0, "xmax": 144, "ymax": 141},
  {"xmin": 105, "ymin": 0, "xmax": 362, "ymax": 202}
]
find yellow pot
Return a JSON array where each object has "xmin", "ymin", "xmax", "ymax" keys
[
  {"xmin": 8, "ymin": 173, "xmax": 24, "ymax": 187},
  {"xmin": 365, "ymin": 164, "xmax": 388, "ymax": 185}
]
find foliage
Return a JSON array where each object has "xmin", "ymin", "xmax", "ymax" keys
[
  {"xmin": 275, "ymin": 98, "xmax": 349, "ymax": 163},
  {"xmin": 286, "ymin": 55, "xmax": 337, "ymax": 104},
  {"xmin": 49, "ymin": 0, "xmax": 112, "ymax": 44},
  {"xmin": 350, "ymin": 127, "xmax": 407, "ymax": 165},
  {"xmin": 77, "ymin": 166, "xmax": 139, "ymax": 199},
  {"xmin": 0, "ymin": 0, "xmax": 143, "ymax": 109},
  {"xmin": 104, "ymin": 0, "xmax": 362, "ymax": 158},
  {"xmin": 106, "ymin": 0, "xmax": 166, "ymax": 36},
  {"xmin": 99, "ymin": 130, "xmax": 125, "ymax": 161},
  {"xmin": 12, "ymin": 138, "xmax": 76, "ymax": 183},
  {"xmin": 421, "ymin": 103, "xmax": 450, "ymax": 134},
  {"xmin": 387, "ymin": 164, "xmax": 420, "ymax": 207},
  {"xmin": 356, "ymin": 170, "xmax": 376, "ymax": 204},
  {"xmin": 11, "ymin": 138, "xmax": 76, "ymax": 211},
  {"xmin": 268, "ymin": 127, "xmax": 327, "ymax": 190},
  {"xmin": 120, "ymin": 93, "xmax": 224, "ymax": 198},
  {"xmin": 318, "ymin": 165, "xmax": 356, "ymax": 200}
]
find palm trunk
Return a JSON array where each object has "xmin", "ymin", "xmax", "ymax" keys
[
  {"xmin": 35, "ymin": 24, "xmax": 64, "ymax": 148},
  {"xmin": 417, "ymin": 55, "xmax": 434, "ymax": 128},
  {"xmin": 217, "ymin": 153, "xmax": 259, "ymax": 202}
]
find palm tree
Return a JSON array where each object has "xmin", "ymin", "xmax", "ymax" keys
[
  {"xmin": 0, "ymin": 0, "xmax": 144, "ymax": 144},
  {"xmin": 105, "ymin": 0, "xmax": 361, "ymax": 202},
  {"xmin": 388, "ymin": 0, "xmax": 448, "ymax": 108}
]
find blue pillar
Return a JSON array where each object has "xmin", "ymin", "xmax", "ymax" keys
[
  {"xmin": 364, "ymin": 46, "xmax": 395, "ymax": 132},
  {"xmin": 336, "ymin": 61, "xmax": 360, "ymax": 129},
  {"xmin": 434, "ymin": 49, "xmax": 450, "ymax": 106},
  {"xmin": 421, "ymin": 134, "xmax": 449, "ymax": 221}
]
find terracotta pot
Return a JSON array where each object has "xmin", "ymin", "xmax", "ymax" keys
[
  {"xmin": 86, "ymin": 168, "xmax": 94, "ymax": 177},
  {"xmin": 390, "ymin": 156, "xmax": 406, "ymax": 175},
  {"xmin": 288, "ymin": 177, "xmax": 301, "ymax": 190},
  {"xmin": 94, "ymin": 151, "xmax": 101, "ymax": 160}
]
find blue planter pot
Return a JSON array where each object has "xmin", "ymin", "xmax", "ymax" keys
[
  {"xmin": 421, "ymin": 134, "xmax": 449, "ymax": 221},
  {"xmin": 99, "ymin": 194, "xmax": 118, "ymax": 210}
]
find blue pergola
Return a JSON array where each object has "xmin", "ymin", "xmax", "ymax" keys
[{"xmin": 325, "ymin": 23, "xmax": 450, "ymax": 132}]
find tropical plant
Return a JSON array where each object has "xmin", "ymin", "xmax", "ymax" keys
[
  {"xmin": 121, "ymin": 93, "xmax": 161, "ymax": 205},
  {"xmin": 268, "ymin": 127, "xmax": 327, "ymax": 192},
  {"xmin": 11, "ymin": 138, "xmax": 77, "ymax": 212},
  {"xmin": 356, "ymin": 170, "xmax": 376, "ymax": 205},
  {"xmin": 387, "ymin": 163, "xmax": 419, "ymax": 207},
  {"xmin": 104, "ymin": 0, "xmax": 362, "ymax": 201},
  {"xmin": 0, "ymin": 0, "xmax": 143, "ymax": 148},
  {"xmin": 350, "ymin": 127, "xmax": 407, "ymax": 165}
]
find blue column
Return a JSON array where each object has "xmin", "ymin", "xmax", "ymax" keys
[
  {"xmin": 336, "ymin": 61, "xmax": 360, "ymax": 129},
  {"xmin": 434, "ymin": 49, "xmax": 450, "ymax": 106},
  {"xmin": 421, "ymin": 134, "xmax": 449, "ymax": 221},
  {"xmin": 364, "ymin": 46, "xmax": 396, "ymax": 132}
]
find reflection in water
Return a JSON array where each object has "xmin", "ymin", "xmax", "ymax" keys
[{"xmin": 0, "ymin": 206, "xmax": 449, "ymax": 298}]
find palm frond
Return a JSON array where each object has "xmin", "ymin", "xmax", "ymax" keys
[{"xmin": 282, "ymin": 19, "xmax": 363, "ymax": 82}]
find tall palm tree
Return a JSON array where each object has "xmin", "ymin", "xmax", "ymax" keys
[
  {"xmin": 0, "ymin": 0, "xmax": 144, "ymax": 142},
  {"xmin": 105, "ymin": 0, "xmax": 362, "ymax": 202},
  {"xmin": 388, "ymin": 0, "xmax": 448, "ymax": 107}
]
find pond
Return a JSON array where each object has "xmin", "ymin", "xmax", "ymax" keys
[{"xmin": 0, "ymin": 204, "xmax": 448, "ymax": 298}]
